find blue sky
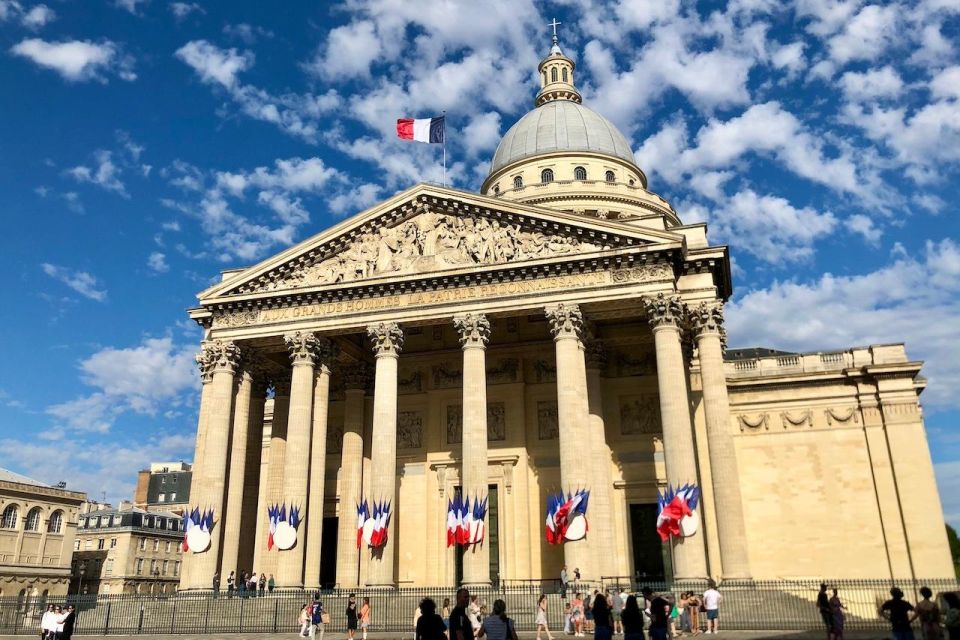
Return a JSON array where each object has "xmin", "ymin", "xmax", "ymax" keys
[{"xmin": 1, "ymin": 1, "xmax": 959, "ymax": 529}]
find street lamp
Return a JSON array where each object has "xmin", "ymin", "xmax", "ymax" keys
[{"xmin": 77, "ymin": 563, "xmax": 86, "ymax": 596}]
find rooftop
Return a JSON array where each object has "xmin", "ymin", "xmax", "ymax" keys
[{"xmin": 0, "ymin": 467, "xmax": 49, "ymax": 488}]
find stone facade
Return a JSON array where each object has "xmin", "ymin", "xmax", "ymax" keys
[
  {"xmin": 0, "ymin": 469, "xmax": 85, "ymax": 599},
  {"xmin": 176, "ymin": 36, "xmax": 953, "ymax": 590}
]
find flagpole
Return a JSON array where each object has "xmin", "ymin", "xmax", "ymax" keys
[{"xmin": 442, "ymin": 110, "xmax": 447, "ymax": 187}]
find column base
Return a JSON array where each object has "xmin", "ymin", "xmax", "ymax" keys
[
  {"xmin": 364, "ymin": 583, "xmax": 397, "ymax": 590},
  {"xmin": 717, "ymin": 576, "xmax": 754, "ymax": 586},
  {"xmin": 461, "ymin": 581, "xmax": 492, "ymax": 590}
]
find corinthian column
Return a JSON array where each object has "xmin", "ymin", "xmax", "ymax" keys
[
  {"xmin": 689, "ymin": 302, "xmax": 751, "ymax": 580},
  {"xmin": 304, "ymin": 340, "xmax": 338, "ymax": 588},
  {"xmin": 335, "ymin": 364, "xmax": 370, "ymax": 588},
  {"xmin": 545, "ymin": 303, "xmax": 593, "ymax": 580},
  {"xmin": 182, "ymin": 339, "xmax": 241, "ymax": 590},
  {"xmin": 583, "ymin": 333, "xmax": 615, "ymax": 581},
  {"xmin": 220, "ymin": 358, "xmax": 256, "ymax": 578},
  {"xmin": 365, "ymin": 322, "xmax": 403, "ymax": 588},
  {"xmin": 276, "ymin": 331, "xmax": 324, "ymax": 588},
  {"xmin": 643, "ymin": 294, "xmax": 708, "ymax": 581},
  {"xmin": 454, "ymin": 313, "xmax": 492, "ymax": 587}
]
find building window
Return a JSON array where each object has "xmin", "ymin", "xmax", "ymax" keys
[
  {"xmin": 153, "ymin": 539, "xmax": 160, "ymax": 552},
  {"xmin": 513, "ymin": 175, "xmax": 523, "ymax": 189},
  {"xmin": 25, "ymin": 508, "xmax": 42, "ymax": 531},
  {"xmin": 48, "ymin": 511, "xmax": 63, "ymax": 534},
  {"xmin": 150, "ymin": 559, "xmax": 158, "ymax": 574},
  {"xmin": 169, "ymin": 492, "xmax": 176, "ymax": 501},
  {"xmin": 629, "ymin": 178, "xmax": 635, "ymax": 186},
  {"xmin": 85, "ymin": 540, "xmax": 93, "ymax": 550},
  {"xmin": 542, "ymin": 71, "xmax": 546, "ymax": 84},
  {"xmin": 540, "ymin": 168, "xmax": 554, "ymax": 183},
  {"xmin": 605, "ymin": 170, "xmax": 615, "ymax": 182},
  {"xmin": 97, "ymin": 538, "xmax": 105, "ymax": 550},
  {"xmin": 493, "ymin": 185, "xmax": 500, "ymax": 195},
  {"xmin": 110, "ymin": 538, "xmax": 117, "ymax": 548},
  {"xmin": 562, "ymin": 68, "xmax": 568, "ymax": 82},
  {"xmin": 1, "ymin": 505, "xmax": 18, "ymax": 529},
  {"xmin": 551, "ymin": 67, "xmax": 557, "ymax": 82},
  {"xmin": 171, "ymin": 521, "xmax": 179, "ymax": 532},
  {"xmin": 139, "ymin": 538, "xmax": 146, "ymax": 551},
  {"xmin": 74, "ymin": 539, "xmax": 80, "ymax": 551},
  {"xmin": 144, "ymin": 516, "xmax": 152, "ymax": 527},
  {"xmin": 111, "ymin": 515, "xmax": 120, "ymax": 526},
  {"xmin": 574, "ymin": 166, "xmax": 587, "ymax": 181},
  {"xmin": 158, "ymin": 494, "xmax": 165, "ymax": 503},
  {"xmin": 163, "ymin": 560, "xmax": 169, "ymax": 575},
  {"xmin": 136, "ymin": 558, "xmax": 144, "ymax": 575},
  {"xmin": 165, "ymin": 541, "xmax": 172, "ymax": 553},
  {"xmin": 105, "ymin": 558, "xmax": 114, "ymax": 575},
  {"xmin": 174, "ymin": 561, "xmax": 180, "ymax": 577}
]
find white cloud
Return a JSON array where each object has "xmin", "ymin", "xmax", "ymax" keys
[
  {"xmin": 10, "ymin": 38, "xmax": 135, "ymax": 82},
  {"xmin": 175, "ymin": 39, "xmax": 252, "ymax": 89},
  {"xmin": 169, "ymin": 2, "xmax": 201, "ymax": 19},
  {"xmin": 66, "ymin": 150, "xmax": 127, "ymax": 196},
  {"xmin": 461, "ymin": 112, "xmax": 502, "ymax": 159},
  {"xmin": 307, "ymin": 19, "xmax": 382, "ymax": 79},
  {"xmin": 825, "ymin": 4, "xmax": 900, "ymax": 68},
  {"xmin": 847, "ymin": 213, "xmax": 882, "ymax": 245},
  {"xmin": 839, "ymin": 66, "xmax": 904, "ymax": 102},
  {"xmin": 46, "ymin": 393, "xmax": 115, "ymax": 433},
  {"xmin": 222, "ymin": 23, "xmax": 273, "ymax": 44},
  {"xmin": 114, "ymin": 0, "xmax": 148, "ymax": 14},
  {"xmin": 147, "ymin": 251, "xmax": 169, "ymax": 273},
  {"xmin": 727, "ymin": 238, "xmax": 960, "ymax": 408},
  {"xmin": 41, "ymin": 263, "xmax": 107, "ymax": 301},
  {"xmin": 21, "ymin": 4, "xmax": 54, "ymax": 28}
]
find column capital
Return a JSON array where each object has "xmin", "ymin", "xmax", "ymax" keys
[
  {"xmin": 453, "ymin": 313, "xmax": 491, "ymax": 349},
  {"xmin": 198, "ymin": 339, "xmax": 242, "ymax": 376},
  {"xmin": 367, "ymin": 322, "xmax": 403, "ymax": 357},
  {"xmin": 545, "ymin": 303, "xmax": 584, "ymax": 341},
  {"xmin": 284, "ymin": 331, "xmax": 326, "ymax": 367},
  {"xmin": 643, "ymin": 293, "xmax": 685, "ymax": 330},
  {"xmin": 688, "ymin": 301, "xmax": 725, "ymax": 339},
  {"xmin": 341, "ymin": 362, "xmax": 373, "ymax": 391},
  {"xmin": 584, "ymin": 338, "xmax": 608, "ymax": 371}
]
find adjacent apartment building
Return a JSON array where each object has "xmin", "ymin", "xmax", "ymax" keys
[
  {"xmin": 0, "ymin": 468, "xmax": 86, "ymax": 598},
  {"xmin": 133, "ymin": 462, "xmax": 192, "ymax": 515},
  {"xmin": 71, "ymin": 505, "xmax": 183, "ymax": 595}
]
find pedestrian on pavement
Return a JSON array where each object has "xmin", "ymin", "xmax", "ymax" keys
[
  {"xmin": 702, "ymin": 582, "xmax": 722, "ymax": 635},
  {"xmin": 829, "ymin": 589, "xmax": 844, "ymax": 640},
  {"xmin": 212, "ymin": 572, "xmax": 220, "ymax": 597},
  {"xmin": 648, "ymin": 594, "xmax": 670, "ymax": 640},
  {"xmin": 268, "ymin": 574, "xmax": 276, "ymax": 594},
  {"xmin": 478, "ymin": 599, "xmax": 518, "ymax": 640},
  {"xmin": 469, "ymin": 595, "xmax": 483, "ymax": 636},
  {"xmin": 417, "ymin": 597, "xmax": 448, "ymax": 640},
  {"xmin": 916, "ymin": 586, "xmax": 943, "ymax": 640},
  {"xmin": 299, "ymin": 603, "xmax": 312, "ymax": 637},
  {"xmin": 346, "ymin": 593, "xmax": 359, "ymax": 640},
  {"xmin": 942, "ymin": 592, "xmax": 960, "ymax": 640},
  {"xmin": 621, "ymin": 595, "xmax": 644, "ymax": 640},
  {"xmin": 678, "ymin": 592, "xmax": 690, "ymax": 634},
  {"xmin": 592, "ymin": 593, "xmax": 614, "ymax": 640},
  {"xmin": 443, "ymin": 597, "xmax": 452, "ymax": 633},
  {"xmin": 226, "ymin": 570, "xmax": 235, "ymax": 598},
  {"xmin": 686, "ymin": 592, "xmax": 702, "ymax": 635},
  {"xmin": 880, "ymin": 586, "xmax": 917, "ymax": 640},
  {"xmin": 310, "ymin": 592, "xmax": 325, "ymax": 640},
  {"xmin": 259, "ymin": 573, "xmax": 266, "ymax": 597},
  {"xmin": 817, "ymin": 583, "xmax": 833, "ymax": 640},
  {"xmin": 610, "ymin": 589, "xmax": 624, "ymax": 635},
  {"xmin": 238, "ymin": 572, "xmax": 246, "ymax": 597},
  {"xmin": 360, "ymin": 596, "xmax": 372, "ymax": 640},
  {"xmin": 564, "ymin": 602, "xmax": 573, "ymax": 636},
  {"xmin": 584, "ymin": 592, "xmax": 594, "ymax": 634},
  {"xmin": 449, "ymin": 588, "xmax": 472, "ymax": 640},
  {"xmin": 571, "ymin": 593, "xmax": 585, "ymax": 637},
  {"xmin": 40, "ymin": 604, "xmax": 55, "ymax": 640},
  {"xmin": 60, "ymin": 605, "xmax": 76, "ymax": 640},
  {"xmin": 536, "ymin": 594, "xmax": 554, "ymax": 640},
  {"xmin": 560, "ymin": 566, "xmax": 569, "ymax": 599}
]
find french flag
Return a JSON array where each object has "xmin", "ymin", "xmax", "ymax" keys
[{"xmin": 396, "ymin": 116, "xmax": 445, "ymax": 144}]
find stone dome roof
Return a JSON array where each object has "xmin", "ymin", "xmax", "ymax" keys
[{"xmin": 489, "ymin": 100, "xmax": 637, "ymax": 174}]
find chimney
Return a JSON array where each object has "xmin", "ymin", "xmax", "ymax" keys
[{"xmin": 133, "ymin": 469, "xmax": 151, "ymax": 506}]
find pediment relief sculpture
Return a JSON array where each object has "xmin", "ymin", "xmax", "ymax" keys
[{"xmin": 240, "ymin": 208, "xmax": 610, "ymax": 294}]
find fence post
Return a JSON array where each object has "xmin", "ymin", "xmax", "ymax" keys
[
  {"xmin": 104, "ymin": 601, "xmax": 112, "ymax": 635},
  {"xmin": 137, "ymin": 602, "xmax": 144, "ymax": 633},
  {"xmin": 274, "ymin": 598, "xmax": 280, "ymax": 632},
  {"xmin": 204, "ymin": 596, "xmax": 210, "ymax": 633},
  {"xmin": 170, "ymin": 597, "xmax": 176, "ymax": 634},
  {"xmin": 239, "ymin": 593, "xmax": 245, "ymax": 633}
]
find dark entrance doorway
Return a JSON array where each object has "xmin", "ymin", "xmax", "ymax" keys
[
  {"xmin": 320, "ymin": 517, "xmax": 338, "ymax": 589},
  {"xmin": 628, "ymin": 503, "xmax": 668, "ymax": 581},
  {"xmin": 454, "ymin": 484, "xmax": 501, "ymax": 585}
]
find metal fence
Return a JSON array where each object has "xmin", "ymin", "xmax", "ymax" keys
[{"xmin": 2, "ymin": 578, "xmax": 957, "ymax": 635}]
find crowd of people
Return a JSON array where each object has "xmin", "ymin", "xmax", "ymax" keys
[
  {"xmin": 39, "ymin": 604, "xmax": 75, "ymax": 640},
  {"xmin": 212, "ymin": 570, "xmax": 275, "ymax": 597}
]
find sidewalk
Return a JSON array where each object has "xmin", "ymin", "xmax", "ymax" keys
[{"xmin": 0, "ymin": 632, "xmax": 895, "ymax": 640}]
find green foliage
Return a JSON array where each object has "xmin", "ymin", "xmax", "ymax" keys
[{"xmin": 948, "ymin": 524, "xmax": 960, "ymax": 578}]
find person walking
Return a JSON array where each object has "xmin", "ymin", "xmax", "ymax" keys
[
  {"xmin": 346, "ymin": 593, "xmax": 359, "ymax": 640},
  {"xmin": 829, "ymin": 589, "xmax": 844, "ymax": 640},
  {"xmin": 584, "ymin": 592, "xmax": 594, "ymax": 634},
  {"xmin": 443, "ymin": 597, "xmax": 452, "ymax": 634},
  {"xmin": 259, "ymin": 573, "xmax": 266, "ymax": 597},
  {"xmin": 212, "ymin": 572, "xmax": 220, "ymax": 597},
  {"xmin": 611, "ymin": 589, "xmax": 624, "ymax": 635},
  {"xmin": 686, "ymin": 592, "xmax": 702, "ymax": 635},
  {"xmin": 880, "ymin": 587, "xmax": 917, "ymax": 640},
  {"xmin": 678, "ymin": 593, "xmax": 690, "ymax": 634},
  {"xmin": 478, "ymin": 599, "xmax": 519, "ymax": 640},
  {"xmin": 536, "ymin": 594, "xmax": 554, "ymax": 640},
  {"xmin": 226, "ymin": 570, "xmax": 235, "ymax": 598},
  {"xmin": 417, "ymin": 597, "xmax": 449, "ymax": 640},
  {"xmin": 60, "ymin": 605, "xmax": 76, "ymax": 640},
  {"xmin": 916, "ymin": 587, "xmax": 943, "ymax": 640},
  {"xmin": 449, "ymin": 588, "xmax": 472, "ymax": 640},
  {"xmin": 621, "ymin": 595, "xmax": 644, "ymax": 640},
  {"xmin": 648, "ymin": 594, "xmax": 670, "ymax": 640},
  {"xmin": 310, "ymin": 593, "xmax": 326, "ymax": 640},
  {"xmin": 560, "ymin": 566, "xmax": 569, "ymax": 599},
  {"xmin": 469, "ymin": 595, "xmax": 483, "ymax": 636},
  {"xmin": 300, "ymin": 603, "xmax": 313, "ymax": 637},
  {"xmin": 571, "ymin": 593, "xmax": 585, "ymax": 637},
  {"xmin": 702, "ymin": 583, "xmax": 721, "ymax": 635},
  {"xmin": 360, "ymin": 596, "xmax": 372, "ymax": 640},
  {"xmin": 593, "ymin": 593, "xmax": 614, "ymax": 640},
  {"xmin": 817, "ymin": 583, "xmax": 833, "ymax": 640},
  {"xmin": 40, "ymin": 604, "xmax": 55, "ymax": 640},
  {"xmin": 942, "ymin": 592, "xmax": 960, "ymax": 640},
  {"xmin": 268, "ymin": 574, "xmax": 276, "ymax": 594}
]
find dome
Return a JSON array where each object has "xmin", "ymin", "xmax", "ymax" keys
[{"xmin": 489, "ymin": 100, "xmax": 637, "ymax": 174}]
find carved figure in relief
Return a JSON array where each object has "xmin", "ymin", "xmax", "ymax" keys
[
  {"xmin": 538, "ymin": 400, "xmax": 559, "ymax": 440},
  {"xmin": 620, "ymin": 396, "xmax": 661, "ymax": 435},
  {"xmin": 398, "ymin": 412, "xmax": 423, "ymax": 449}
]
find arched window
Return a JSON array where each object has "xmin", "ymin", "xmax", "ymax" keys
[
  {"xmin": 562, "ymin": 68, "xmax": 568, "ymax": 83},
  {"xmin": 628, "ymin": 178, "xmax": 636, "ymax": 186},
  {"xmin": 25, "ymin": 508, "xmax": 42, "ymax": 532},
  {"xmin": 551, "ymin": 67, "xmax": 558, "ymax": 82},
  {"xmin": 513, "ymin": 175, "xmax": 523, "ymax": 189},
  {"xmin": 605, "ymin": 170, "xmax": 616, "ymax": 182},
  {"xmin": 574, "ymin": 166, "xmax": 587, "ymax": 180},
  {"xmin": 542, "ymin": 72, "xmax": 547, "ymax": 85},
  {"xmin": 1, "ymin": 505, "xmax": 18, "ymax": 529},
  {"xmin": 48, "ymin": 511, "xmax": 63, "ymax": 534},
  {"xmin": 493, "ymin": 185, "xmax": 500, "ymax": 195},
  {"xmin": 541, "ymin": 168, "xmax": 554, "ymax": 183}
]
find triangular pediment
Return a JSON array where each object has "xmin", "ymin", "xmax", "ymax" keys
[{"xmin": 199, "ymin": 183, "xmax": 685, "ymax": 302}]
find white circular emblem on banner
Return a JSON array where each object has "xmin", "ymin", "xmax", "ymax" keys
[
  {"xmin": 186, "ymin": 528, "xmax": 210, "ymax": 553},
  {"xmin": 361, "ymin": 518, "xmax": 376, "ymax": 546},
  {"xmin": 680, "ymin": 511, "xmax": 699, "ymax": 537},
  {"xmin": 564, "ymin": 514, "xmax": 588, "ymax": 541},
  {"xmin": 274, "ymin": 522, "xmax": 297, "ymax": 550}
]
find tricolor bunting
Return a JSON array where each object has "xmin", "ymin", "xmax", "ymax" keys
[
  {"xmin": 446, "ymin": 493, "xmax": 487, "ymax": 547},
  {"xmin": 181, "ymin": 506, "xmax": 213, "ymax": 552},
  {"xmin": 396, "ymin": 116, "xmax": 445, "ymax": 143},
  {"xmin": 356, "ymin": 499, "xmax": 369, "ymax": 550},
  {"xmin": 368, "ymin": 500, "xmax": 391, "ymax": 548},
  {"xmin": 545, "ymin": 489, "xmax": 590, "ymax": 544},
  {"xmin": 656, "ymin": 484, "xmax": 700, "ymax": 541}
]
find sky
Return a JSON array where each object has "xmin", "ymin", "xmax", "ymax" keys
[{"xmin": 0, "ymin": 0, "xmax": 959, "ymax": 533}]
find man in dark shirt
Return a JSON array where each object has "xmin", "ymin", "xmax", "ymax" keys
[
  {"xmin": 880, "ymin": 587, "xmax": 917, "ymax": 640},
  {"xmin": 817, "ymin": 583, "xmax": 832, "ymax": 639},
  {"xmin": 449, "ymin": 588, "xmax": 471, "ymax": 640}
]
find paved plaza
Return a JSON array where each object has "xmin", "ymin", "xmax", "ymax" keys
[{"xmin": 0, "ymin": 633, "xmax": 903, "ymax": 640}]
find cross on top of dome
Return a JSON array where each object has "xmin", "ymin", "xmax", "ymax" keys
[
  {"xmin": 548, "ymin": 18, "xmax": 563, "ymax": 54},
  {"xmin": 536, "ymin": 19, "xmax": 580, "ymax": 106}
]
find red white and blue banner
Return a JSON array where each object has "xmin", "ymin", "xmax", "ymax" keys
[
  {"xmin": 656, "ymin": 484, "xmax": 701, "ymax": 540},
  {"xmin": 182, "ymin": 507, "xmax": 213, "ymax": 553},
  {"xmin": 266, "ymin": 503, "xmax": 302, "ymax": 551},
  {"xmin": 357, "ymin": 498, "xmax": 391, "ymax": 548},
  {"xmin": 356, "ymin": 499, "xmax": 369, "ymax": 550},
  {"xmin": 545, "ymin": 489, "xmax": 590, "ymax": 544},
  {"xmin": 446, "ymin": 494, "xmax": 487, "ymax": 547},
  {"xmin": 396, "ymin": 116, "xmax": 445, "ymax": 143}
]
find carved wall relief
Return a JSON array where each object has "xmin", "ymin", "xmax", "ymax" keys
[
  {"xmin": 538, "ymin": 400, "xmax": 559, "ymax": 440},
  {"xmin": 398, "ymin": 369, "xmax": 423, "ymax": 394},
  {"xmin": 738, "ymin": 413, "xmax": 769, "ymax": 431},
  {"xmin": 486, "ymin": 358, "xmax": 519, "ymax": 384},
  {"xmin": 780, "ymin": 409, "xmax": 813, "ymax": 429},
  {"xmin": 432, "ymin": 362, "xmax": 462, "ymax": 388},
  {"xmin": 327, "ymin": 424, "xmax": 344, "ymax": 454},
  {"xmin": 531, "ymin": 359, "xmax": 557, "ymax": 383},
  {"xmin": 397, "ymin": 411, "xmax": 424, "ymax": 449},
  {"xmin": 614, "ymin": 351, "xmax": 657, "ymax": 377},
  {"xmin": 446, "ymin": 402, "xmax": 507, "ymax": 444},
  {"xmin": 825, "ymin": 407, "xmax": 860, "ymax": 426},
  {"xmin": 619, "ymin": 395, "xmax": 662, "ymax": 435}
]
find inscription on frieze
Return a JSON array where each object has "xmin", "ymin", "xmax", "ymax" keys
[
  {"xmin": 619, "ymin": 395, "xmax": 661, "ymax": 435},
  {"xmin": 397, "ymin": 411, "xmax": 423, "ymax": 449},
  {"xmin": 537, "ymin": 400, "xmax": 559, "ymax": 440},
  {"xmin": 446, "ymin": 403, "xmax": 507, "ymax": 444}
]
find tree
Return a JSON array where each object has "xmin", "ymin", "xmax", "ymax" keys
[{"xmin": 947, "ymin": 524, "xmax": 960, "ymax": 578}]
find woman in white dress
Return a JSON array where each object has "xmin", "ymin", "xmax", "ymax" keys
[
  {"xmin": 40, "ymin": 604, "xmax": 55, "ymax": 639},
  {"xmin": 536, "ymin": 595, "xmax": 553, "ymax": 640}
]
